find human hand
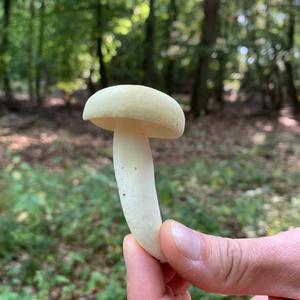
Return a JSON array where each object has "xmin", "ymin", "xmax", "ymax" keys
[
  {"xmin": 123, "ymin": 234, "xmax": 191, "ymax": 299},
  {"xmin": 123, "ymin": 220, "xmax": 300, "ymax": 299}
]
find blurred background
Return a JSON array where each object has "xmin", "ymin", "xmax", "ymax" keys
[{"xmin": 0, "ymin": 0, "xmax": 300, "ymax": 299}]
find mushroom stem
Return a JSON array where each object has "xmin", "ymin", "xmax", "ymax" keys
[{"xmin": 113, "ymin": 119, "xmax": 166, "ymax": 262}]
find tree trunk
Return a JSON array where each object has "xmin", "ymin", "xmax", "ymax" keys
[
  {"xmin": 163, "ymin": 0, "xmax": 177, "ymax": 95},
  {"xmin": 28, "ymin": 0, "xmax": 35, "ymax": 102},
  {"xmin": 215, "ymin": 53, "xmax": 225, "ymax": 110},
  {"xmin": 285, "ymin": 62, "xmax": 300, "ymax": 114},
  {"xmin": 265, "ymin": 46, "xmax": 283, "ymax": 111},
  {"xmin": 247, "ymin": 9, "xmax": 269, "ymax": 110},
  {"xmin": 273, "ymin": 61, "xmax": 283, "ymax": 111},
  {"xmin": 36, "ymin": 0, "xmax": 45, "ymax": 105},
  {"xmin": 96, "ymin": 1, "xmax": 108, "ymax": 88},
  {"xmin": 215, "ymin": 3, "xmax": 230, "ymax": 111},
  {"xmin": 1, "ymin": 0, "xmax": 13, "ymax": 103},
  {"xmin": 285, "ymin": 0, "xmax": 300, "ymax": 115},
  {"xmin": 87, "ymin": 67, "xmax": 97, "ymax": 96},
  {"xmin": 253, "ymin": 46, "xmax": 269, "ymax": 110},
  {"xmin": 190, "ymin": 0, "xmax": 220, "ymax": 117},
  {"xmin": 143, "ymin": 0, "xmax": 155, "ymax": 86}
]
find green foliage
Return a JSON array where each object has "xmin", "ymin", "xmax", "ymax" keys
[
  {"xmin": 0, "ymin": 146, "xmax": 299, "ymax": 298},
  {"xmin": 0, "ymin": 155, "xmax": 126, "ymax": 298},
  {"xmin": 2, "ymin": 0, "xmax": 300, "ymax": 106},
  {"xmin": 0, "ymin": 286, "xmax": 36, "ymax": 300}
]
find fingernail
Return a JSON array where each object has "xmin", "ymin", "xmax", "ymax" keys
[
  {"xmin": 123, "ymin": 237, "xmax": 129, "ymax": 266},
  {"xmin": 171, "ymin": 222, "xmax": 201, "ymax": 260}
]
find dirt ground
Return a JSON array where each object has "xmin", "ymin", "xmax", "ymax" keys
[{"xmin": 1, "ymin": 99, "xmax": 300, "ymax": 170}]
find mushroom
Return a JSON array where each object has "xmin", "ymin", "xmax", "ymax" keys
[{"xmin": 83, "ymin": 85, "xmax": 185, "ymax": 262}]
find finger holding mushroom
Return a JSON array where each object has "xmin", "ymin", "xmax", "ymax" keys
[{"xmin": 83, "ymin": 85, "xmax": 185, "ymax": 262}]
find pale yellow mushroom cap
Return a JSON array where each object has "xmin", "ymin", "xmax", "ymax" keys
[{"xmin": 83, "ymin": 85, "xmax": 185, "ymax": 139}]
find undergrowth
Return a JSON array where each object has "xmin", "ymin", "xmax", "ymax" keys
[{"xmin": 0, "ymin": 149, "xmax": 299, "ymax": 299}]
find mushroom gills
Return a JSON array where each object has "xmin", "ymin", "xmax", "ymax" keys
[{"xmin": 113, "ymin": 119, "xmax": 166, "ymax": 262}]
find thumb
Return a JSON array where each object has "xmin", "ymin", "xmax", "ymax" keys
[{"xmin": 160, "ymin": 220, "xmax": 300, "ymax": 299}]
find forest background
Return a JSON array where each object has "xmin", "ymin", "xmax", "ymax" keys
[{"xmin": 0, "ymin": 0, "xmax": 300, "ymax": 299}]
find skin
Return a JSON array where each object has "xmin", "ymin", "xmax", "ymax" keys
[{"xmin": 123, "ymin": 220, "xmax": 300, "ymax": 300}]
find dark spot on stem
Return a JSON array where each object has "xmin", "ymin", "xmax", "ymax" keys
[
  {"xmin": 121, "ymin": 166, "xmax": 125, "ymax": 170},
  {"xmin": 122, "ymin": 193, "xmax": 126, "ymax": 197},
  {"xmin": 134, "ymin": 167, "xmax": 137, "ymax": 170}
]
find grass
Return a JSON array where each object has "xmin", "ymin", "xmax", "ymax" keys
[{"xmin": 1, "ymin": 131, "xmax": 299, "ymax": 300}]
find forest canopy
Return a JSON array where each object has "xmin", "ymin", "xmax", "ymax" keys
[{"xmin": 1, "ymin": 0, "xmax": 300, "ymax": 116}]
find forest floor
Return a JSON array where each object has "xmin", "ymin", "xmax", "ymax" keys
[
  {"xmin": 1, "ymin": 99, "xmax": 300, "ymax": 299},
  {"xmin": 1, "ymin": 98, "xmax": 300, "ymax": 170}
]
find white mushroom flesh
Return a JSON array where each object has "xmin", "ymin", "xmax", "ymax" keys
[{"xmin": 113, "ymin": 119, "xmax": 166, "ymax": 262}]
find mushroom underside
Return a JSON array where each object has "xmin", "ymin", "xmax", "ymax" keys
[{"xmin": 90, "ymin": 117, "xmax": 180, "ymax": 139}]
